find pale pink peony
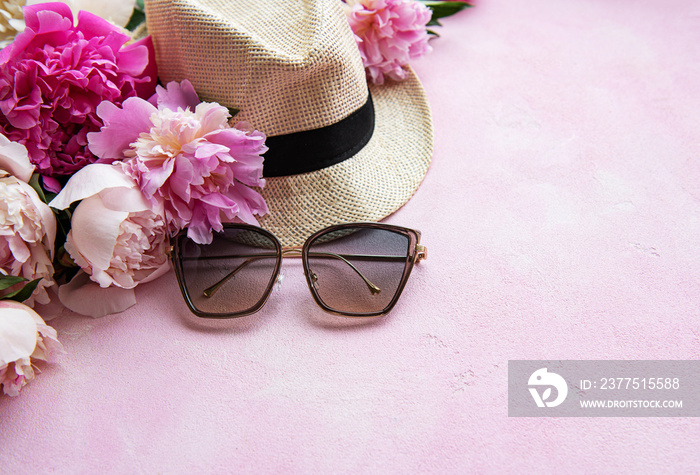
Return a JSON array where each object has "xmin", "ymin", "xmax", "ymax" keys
[
  {"xmin": 0, "ymin": 2, "xmax": 157, "ymax": 191},
  {"xmin": 50, "ymin": 163, "xmax": 170, "ymax": 291},
  {"xmin": 66, "ymin": 206, "xmax": 169, "ymax": 289},
  {"xmin": 0, "ymin": 0, "xmax": 25, "ymax": 48},
  {"xmin": 0, "ymin": 300, "xmax": 64, "ymax": 397},
  {"xmin": 345, "ymin": 0, "xmax": 433, "ymax": 84},
  {"xmin": 0, "ymin": 132, "xmax": 35, "ymax": 186},
  {"xmin": 0, "ymin": 170, "xmax": 56, "ymax": 305},
  {"xmin": 88, "ymin": 80, "xmax": 269, "ymax": 245},
  {"xmin": 50, "ymin": 164, "xmax": 169, "ymax": 317},
  {"xmin": 0, "ymin": 356, "xmax": 33, "ymax": 396}
]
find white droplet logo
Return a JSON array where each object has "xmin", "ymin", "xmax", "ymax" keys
[{"xmin": 528, "ymin": 368, "xmax": 568, "ymax": 408}]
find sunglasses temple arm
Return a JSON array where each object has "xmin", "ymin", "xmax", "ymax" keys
[
  {"xmin": 201, "ymin": 255, "xmax": 264, "ymax": 297},
  {"xmin": 307, "ymin": 251, "xmax": 382, "ymax": 295}
]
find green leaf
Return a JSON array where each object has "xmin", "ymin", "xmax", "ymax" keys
[
  {"xmin": 0, "ymin": 275, "xmax": 27, "ymax": 291},
  {"xmin": 3, "ymin": 278, "xmax": 42, "ymax": 303},
  {"xmin": 44, "ymin": 190, "xmax": 57, "ymax": 204},
  {"xmin": 422, "ymin": 1, "xmax": 472, "ymax": 21},
  {"xmin": 125, "ymin": 9, "xmax": 146, "ymax": 32},
  {"xmin": 126, "ymin": 0, "xmax": 146, "ymax": 32},
  {"xmin": 28, "ymin": 173, "xmax": 48, "ymax": 204}
]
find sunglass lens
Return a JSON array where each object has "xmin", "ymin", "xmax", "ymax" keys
[
  {"xmin": 305, "ymin": 226, "xmax": 411, "ymax": 315},
  {"xmin": 178, "ymin": 227, "xmax": 280, "ymax": 316}
]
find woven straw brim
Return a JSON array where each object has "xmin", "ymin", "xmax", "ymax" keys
[{"xmin": 257, "ymin": 66, "xmax": 433, "ymax": 247}]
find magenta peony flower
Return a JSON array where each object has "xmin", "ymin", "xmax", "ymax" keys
[
  {"xmin": 87, "ymin": 80, "xmax": 269, "ymax": 245},
  {"xmin": 0, "ymin": 2, "xmax": 157, "ymax": 191},
  {"xmin": 345, "ymin": 0, "xmax": 433, "ymax": 85}
]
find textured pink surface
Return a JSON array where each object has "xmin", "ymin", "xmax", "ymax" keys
[{"xmin": 2, "ymin": 0, "xmax": 700, "ymax": 472}]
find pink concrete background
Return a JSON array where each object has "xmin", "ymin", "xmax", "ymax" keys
[{"xmin": 2, "ymin": 0, "xmax": 700, "ymax": 472}]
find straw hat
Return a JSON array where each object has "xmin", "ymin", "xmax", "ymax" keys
[{"xmin": 144, "ymin": 0, "xmax": 433, "ymax": 246}]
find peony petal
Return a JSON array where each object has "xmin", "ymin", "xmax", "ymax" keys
[
  {"xmin": 49, "ymin": 163, "xmax": 136, "ymax": 210},
  {"xmin": 194, "ymin": 102, "xmax": 230, "ymax": 132},
  {"xmin": 22, "ymin": 2, "xmax": 74, "ymax": 31},
  {"xmin": 130, "ymin": 36, "xmax": 158, "ymax": 99},
  {"xmin": 0, "ymin": 302, "xmax": 39, "ymax": 366},
  {"xmin": 229, "ymin": 183, "xmax": 269, "ymax": 220},
  {"xmin": 32, "ymin": 7, "xmax": 75, "ymax": 35},
  {"xmin": 32, "ymin": 322, "xmax": 66, "ymax": 363},
  {"xmin": 152, "ymin": 80, "xmax": 201, "ymax": 111},
  {"xmin": 0, "ymin": 136, "xmax": 35, "ymax": 183},
  {"xmin": 69, "ymin": 195, "xmax": 128, "ymax": 271},
  {"xmin": 74, "ymin": 9, "xmax": 124, "ymax": 40},
  {"xmin": 139, "ymin": 157, "xmax": 176, "ymax": 197},
  {"xmin": 117, "ymin": 41, "xmax": 149, "ymax": 77},
  {"xmin": 15, "ymin": 179, "xmax": 57, "ymax": 256},
  {"xmin": 138, "ymin": 260, "xmax": 171, "ymax": 285},
  {"xmin": 98, "ymin": 186, "xmax": 154, "ymax": 213},
  {"xmin": 32, "ymin": 298, "xmax": 67, "ymax": 322},
  {"xmin": 194, "ymin": 143, "xmax": 229, "ymax": 159},
  {"xmin": 87, "ymin": 98, "xmax": 157, "ymax": 160},
  {"xmin": 58, "ymin": 271, "xmax": 136, "ymax": 318},
  {"xmin": 186, "ymin": 217, "xmax": 213, "ymax": 245}
]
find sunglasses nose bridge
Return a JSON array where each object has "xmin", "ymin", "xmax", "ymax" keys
[{"xmin": 281, "ymin": 247, "xmax": 304, "ymax": 257}]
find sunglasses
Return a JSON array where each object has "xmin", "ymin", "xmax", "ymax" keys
[{"xmin": 170, "ymin": 222, "xmax": 427, "ymax": 318}]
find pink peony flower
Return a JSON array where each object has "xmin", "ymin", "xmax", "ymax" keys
[
  {"xmin": 0, "ymin": 2, "xmax": 157, "ymax": 191},
  {"xmin": 50, "ymin": 163, "xmax": 170, "ymax": 291},
  {"xmin": 0, "ymin": 300, "xmax": 64, "ymax": 397},
  {"xmin": 0, "ymin": 169, "xmax": 56, "ymax": 306},
  {"xmin": 345, "ymin": 0, "xmax": 433, "ymax": 85},
  {"xmin": 88, "ymin": 80, "xmax": 269, "ymax": 245}
]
